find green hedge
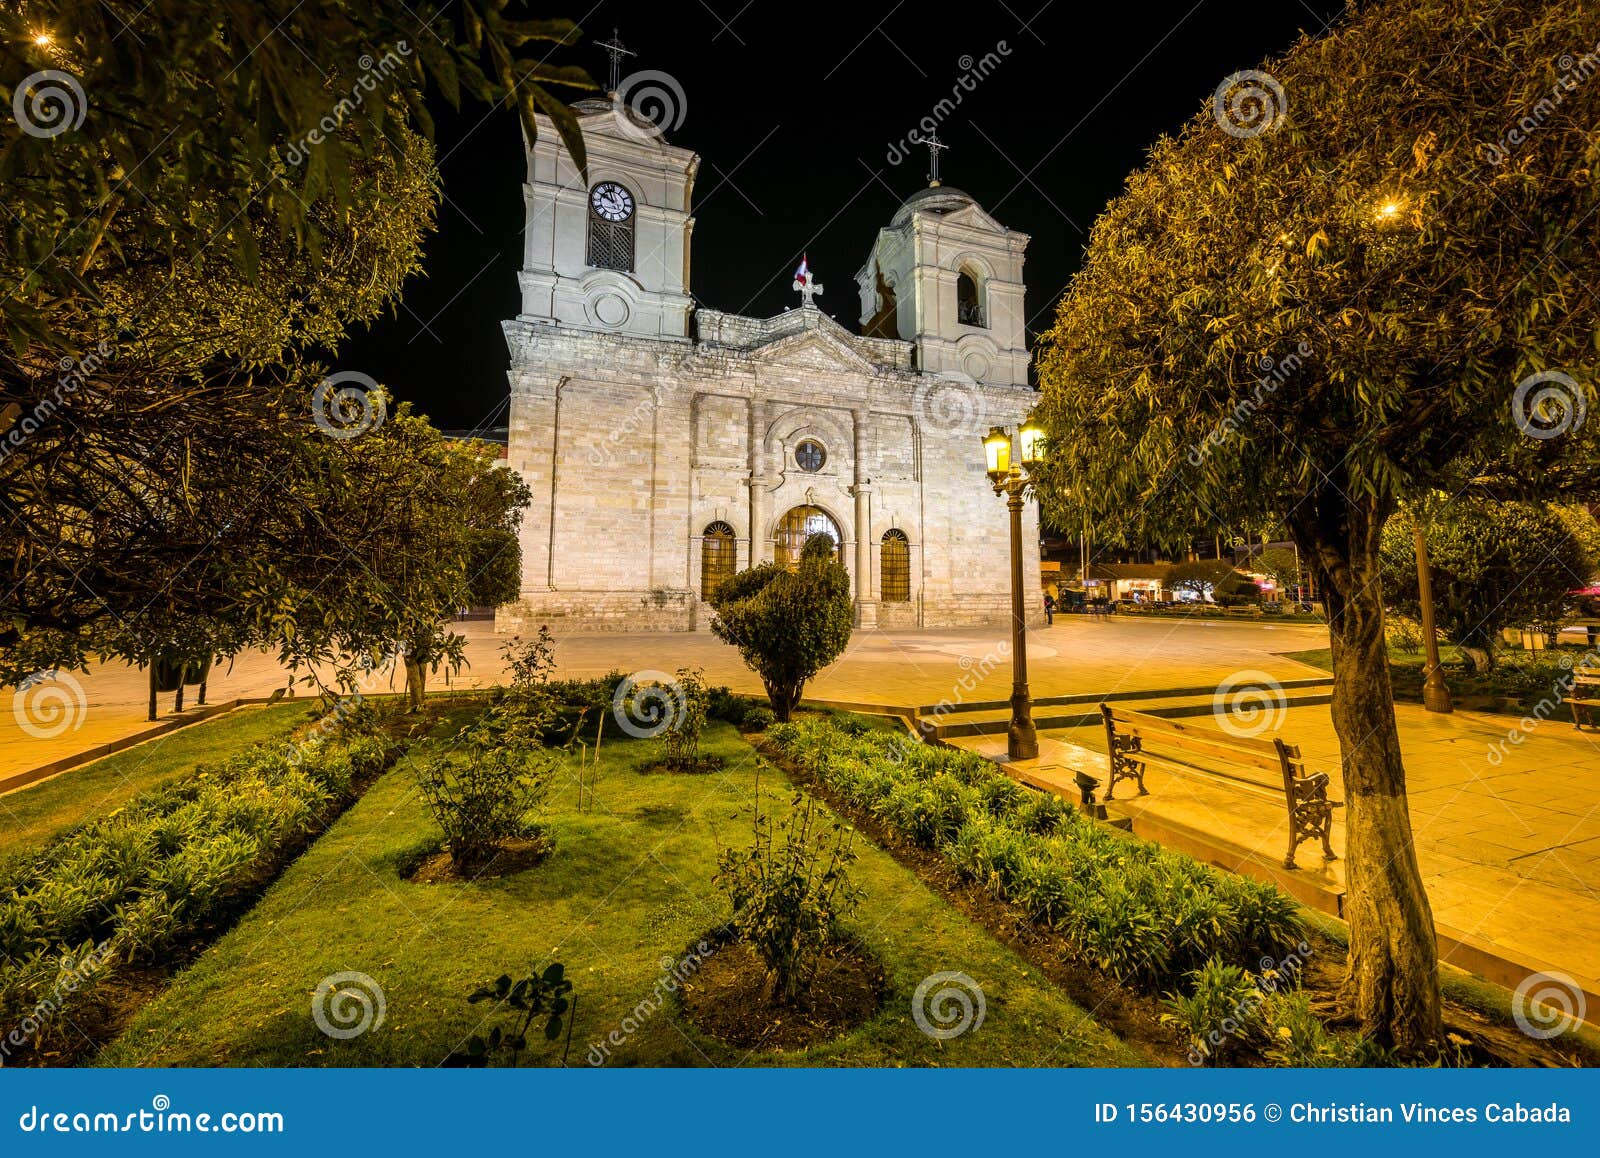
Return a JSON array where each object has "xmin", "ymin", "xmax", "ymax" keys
[
  {"xmin": 766, "ymin": 718, "xmax": 1302, "ymax": 990},
  {"xmin": 0, "ymin": 706, "xmax": 401, "ymax": 1056}
]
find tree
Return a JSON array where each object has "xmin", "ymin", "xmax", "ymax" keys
[
  {"xmin": 1382, "ymin": 499, "xmax": 1597, "ymax": 670},
  {"xmin": 1251, "ymin": 546, "xmax": 1303, "ymax": 593},
  {"xmin": 710, "ymin": 534, "xmax": 853, "ymax": 721},
  {"xmin": 1, "ymin": 2, "xmax": 582, "ymax": 683},
  {"xmin": 1033, "ymin": 0, "xmax": 1600, "ymax": 1053},
  {"xmin": 1, "ymin": 2, "xmax": 592, "ymax": 347},
  {"xmin": 291, "ymin": 408, "xmax": 530, "ymax": 708},
  {"xmin": 1166, "ymin": 559, "xmax": 1237, "ymax": 602},
  {"xmin": 0, "ymin": 119, "xmax": 439, "ymax": 682}
]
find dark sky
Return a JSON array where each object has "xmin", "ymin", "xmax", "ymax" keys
[{"xmin": 340, "ymin": 0, "xmax": 1350, "ymax": 432}]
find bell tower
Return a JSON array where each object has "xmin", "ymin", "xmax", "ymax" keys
[
  {"xmin": 855, "ymin": 138, "xmax": 1029, "ymax": 386},
  {"xmin": 516, "ymin": 70, "xmax": 698, "ymax": 340}
]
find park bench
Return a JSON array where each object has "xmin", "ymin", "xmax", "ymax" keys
[
  {"xmin": 1098, "ymin": 704, "xmax": 1341, "ymax": 870},
  {"xmin": 1565, "ymin": 670, "xmax": 1600, "ymax": 730}
]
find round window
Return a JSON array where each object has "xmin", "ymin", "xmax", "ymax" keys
[{"xmin": 795, "ymin": 439, "xmax": 826, "ymax": 472}]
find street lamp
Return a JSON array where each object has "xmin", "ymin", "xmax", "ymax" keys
[{"xmin": 983, "ymin": 421, "xmax": 1045, "ymax": 760}]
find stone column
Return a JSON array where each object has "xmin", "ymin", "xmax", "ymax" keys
[
  {"xmin": 747, "ymin": 399, "xmax": 769, "ymax": 566},
  {"xmin": 852, "ymin": 408, "xmax": 877, "ymax": 628}
]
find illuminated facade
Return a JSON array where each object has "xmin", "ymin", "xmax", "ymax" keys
[{"xmin": 498, "ymin": 98, "xmax": 1040, "ymax": 633}]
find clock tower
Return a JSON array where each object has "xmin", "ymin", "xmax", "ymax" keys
[{"xmin": 515, "ymin": 97, "xmax": 698, "ymax": 339}]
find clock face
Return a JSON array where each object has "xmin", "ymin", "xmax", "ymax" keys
[{"xmin": 590, "ymin": 182, "xmax": 635, "ymax": 223}]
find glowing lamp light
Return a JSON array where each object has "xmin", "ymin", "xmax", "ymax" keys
[
  {"xmin": 982, "ymin": 426, "xmax": 1012, "ymax": 484},
  {"xmin": 1018, "ymin": 419, "xmax": 1047, "ymax": 467},
  {"xmin": 33, "ymin": 31, "xmax": 53, "ymax": 47},
  {"xmin": 1376, "ymin": 199, "xmax": 1403, "ymax": 222}
]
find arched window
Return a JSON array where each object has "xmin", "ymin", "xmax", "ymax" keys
[
  {"xmin": 774, "ymin": 506, "xmax": 841, "ymax": 569},
  {"xmin": 587, "ymin": 181, "xmax": 636, "ymax": 272},
  {"xmin": 881, "ymin": 529, "xmax": 910, "ymax": 602},
  {"xmin": 701, "ymin": 521, "xmax": 736, "ymax": 601},
  {"xmin": 957, "ymin": 268, "xmax": 985, "ymax": 327}
]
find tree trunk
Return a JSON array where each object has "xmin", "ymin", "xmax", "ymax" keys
[
  {"xmin": 405, "ymin": 658, "xmax": 427, "ymax": 712},
  {"xmin": 1290, "ymin": 486, "xmax": 1442, "ymax": 1057},
  {"xmin": 764, "ymin": 679, "xmax": 804, "ymax": 722}
]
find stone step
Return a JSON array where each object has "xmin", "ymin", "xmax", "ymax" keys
[{"xmin": 918, "ymin": 682, "xmax": 1334, "ymax": 740}]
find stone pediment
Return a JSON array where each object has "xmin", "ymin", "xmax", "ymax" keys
[
  {"xmin": 939, "ymin": 201, "xmax": 1010, "ymax": 234},
  {"xmin": 747, "ymin": 326, "xmax": 879, "ymax": 375},
  {"xmin": 695, "ymin": 306, "xmax": 912, "ymax": 375}
]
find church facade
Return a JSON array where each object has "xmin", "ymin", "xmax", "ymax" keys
[{"xmin": 496, "ymin": 97, "xmax": 1042, "ymax": 635}]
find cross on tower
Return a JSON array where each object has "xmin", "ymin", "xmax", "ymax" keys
[
  {"xmin": 597, "ymin": 27, "xmax": 635, "ymax": 94},
  {"xmin": 925, "ymin": 132, "xmax": 948, "ymax": 187},
  {"xmin": 793, "ymin": 257, "xmax": 823, "ymax": 307}
]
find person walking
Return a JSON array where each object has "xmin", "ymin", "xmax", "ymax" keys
[{"xmin": 1043, "ymin": 592, "xmax": 1056, "ymax": 625}]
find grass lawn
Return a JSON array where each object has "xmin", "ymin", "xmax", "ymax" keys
[
  {"xmin": 100, "ymin": 708, "xmax": 1143, "ymax": 1067},
  {"xmin": 1282, "ymin": 642, "xmax": 1584, "ymax": 713},
  {"xmin": 1, "ymin": 702, "xmax": 312, "ymax": 857}
]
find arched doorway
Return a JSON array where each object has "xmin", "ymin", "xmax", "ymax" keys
[{"xmin": 774, "ymin": 505, "xmax": 842, "ymax": 568}]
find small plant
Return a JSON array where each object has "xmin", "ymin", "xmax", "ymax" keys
[
  {"xmin": 660, "ymin": 667, "xmax": 709, "ymax": 772},
  {"xmin": 715, "ymin": 793, "xmax": 861, "ymax": 1006},
  {"xmin": 448, "ymin": 962, "xmax": 576, "ymax": 1067},
  {"xmin": 706, "ymin": 685, "xmax": 749, "ymax": 725},
  {"xmin": 501, "ymin": 626, "xmax": 558, "ymax": 693},
  {"xmin": 740, "ymin": 706, "xmax": 776, "ymax": 732},
  {"xmin": 1162, "ymin": 956, "xmax": 1263, "ymax": 1065},
  {"xmin": 416, "ymin": 741, "xmax": 555, "ymax": 868},
  {"xmin": 1386, "ymin": 613, "xmax": 1423, "ymax": 656}
]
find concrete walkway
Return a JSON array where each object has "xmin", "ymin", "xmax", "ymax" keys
[{"xmin": 954, "ymin": 698, "xmax": 1600, "ymax": 1018}]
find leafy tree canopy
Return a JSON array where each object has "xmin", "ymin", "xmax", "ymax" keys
[
  {"xmin": 1381, "ymin": 498, "xmax": 1599, "ymax": 668},
  {"xmin": 0, "ymin": 1, "xmax": 593, "ymax": 348}
]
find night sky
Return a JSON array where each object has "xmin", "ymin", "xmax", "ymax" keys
[{"xmin": 339, "ymin": 0, "xmax": 1350, "ymax": 433}]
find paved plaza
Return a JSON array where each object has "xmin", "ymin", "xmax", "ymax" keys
[
  {"xmin": 6, "ymin": 615, "xmax": 1598, "ymax": 1009},
  {"xmin": 3, "ymin": 615, "xmax": 1333, "ymax": 781}
]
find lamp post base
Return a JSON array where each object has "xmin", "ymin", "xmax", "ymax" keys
[
  {"xmin": 1422, "ymin": 672, "xmax": 1454, "ymax": 714},
  {"xmin": 1007, "ymin": 691, "xmax": 1038, "ymax": 761}
]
